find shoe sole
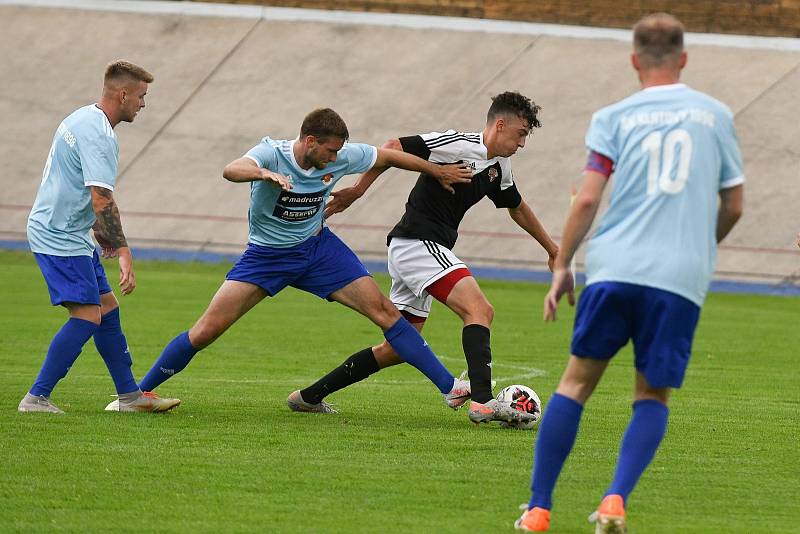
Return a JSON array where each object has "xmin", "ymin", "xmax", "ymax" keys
[
  {"xmin": 287, "ymin": 400, "xmax": 335, "ymax": 414},
  {"xmin": 287, "ymin": 400, "xmax": 314, "ymax": 413},
  {"xmin": 105, "ymin": 399, "xmax": 181, "ymax": 413},
  {"xmin": 18, "ymin": 406, "xmax": 64, "ymax": 414},
  {"xmin": 446, "ymin": 394, "xmax": 470, "ymax": 410},
  {"xmin": 595, "ymin": 515, "xmax": 626, "ymax": 534}
]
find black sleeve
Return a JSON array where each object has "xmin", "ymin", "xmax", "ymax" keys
[
  {"xmin": 487, "ymin": 182, "xmax": 522, "ymax": 209},
  {"xmin": 399, "ymin": 135, "xmax": 431, "ymax": 160}
]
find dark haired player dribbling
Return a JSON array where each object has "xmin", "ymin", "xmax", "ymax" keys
[
  {"xmin": 136, "ymin": 108, "xmax": 475, "ymax": 406},
  {"xmin": 291, "ymin": 92, "xmax": 559, "ymax": 425}
]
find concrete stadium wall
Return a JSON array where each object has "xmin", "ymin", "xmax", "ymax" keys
[
  {"xmin": 0, "ymin": 1, "xmax": 799, "ymax": 288},
  {"xmin": 201, "ymin": 0, "xmax": 800, "ymax": 37}
]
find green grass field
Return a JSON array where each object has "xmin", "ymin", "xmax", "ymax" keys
[{"xmin": 0, "ymin": 249, "xmax": 797, "ymax": 533}]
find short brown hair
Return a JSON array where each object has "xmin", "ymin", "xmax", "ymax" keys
[
  {"xmin": 633, "ymin": 13, "xmax": 684, "ymax": 68},
  {"xmin": 487, "ymin": 91, "xmax": 542, "ymax": 130},
  {"xmin": 104, "ymin": 60, "xmax": 154, "ymax": 85},
  {"xmin": 300, "ymin": 108, "xmax": 349, "ymax": 141}
]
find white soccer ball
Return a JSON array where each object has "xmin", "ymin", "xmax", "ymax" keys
[{"xmin": 496, "ymin": 384, "xmax": 542, "ymax": 430}]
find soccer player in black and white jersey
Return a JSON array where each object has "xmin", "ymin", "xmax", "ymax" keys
[{"xmin": 288, "ymin": 92, "xmax": 558, "ymax": 424}]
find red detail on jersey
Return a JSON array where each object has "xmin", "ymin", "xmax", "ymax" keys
[
  {"xmin": 585, "ymin": 151, "xmax": 614, "ymax": 178},
  {"xmin": 401, "ymin": 310, "xmax": 427, "ymax": 324},
  {"xmin": 426, "ymin": 267, "xmax": 472, "ymax": 303}
]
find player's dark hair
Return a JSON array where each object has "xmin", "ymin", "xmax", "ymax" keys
[
  {"xmin": 300, "ymin": 108, "xmax": 349, "ymax": 141},
  {"xmin": 487, "ymin": 91, "xmax": 542, "ymax": 130},
  {"xmin": 104, "ymin": 60, "xmax": 154, "ymax": 84},
  {"xmin": 633, "ymin": 13, "xmax": 684, "ymax": 68}
]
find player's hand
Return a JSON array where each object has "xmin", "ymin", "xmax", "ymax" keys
[
  {"xmin": 543, "ymin": 267, "xmax": 575, "ymax": 321},
  {"xmin": 796, "ymin": 232, "xmax": 800, "ymax": 248},
  {"xmin": 324, "ymin": 187, "xmax": 361, "ymax": 219},
  {"xmin": 261, "ymin": 169, "xmax": 293, "ymax": 191},
  {"xmin": 433, "ymin": 163, "xmax": 472, "ymax": 194},
  {"xmin": 117, "ymin": 247, "xmax": 136, "ymax": 295},
  {"xmin": 94, "ymin": 230, "xmax": 118, "ymax": 258},
  {"xmin": 547, "ymin": 250, "xmax": 558, "ymax": 272}
]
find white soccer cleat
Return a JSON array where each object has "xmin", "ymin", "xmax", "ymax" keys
[
  {"xmin": 104, "ymin": 391, "xmax": 181, "ymax": 413},
  {"xmin": 468, "ymin": 398, "xmax": 538, "ymax": 425},
  {"xmin": 18, "ymin": 393, "xmax": 65, "ymax": 414},
  {"xmin": 287, "ymin": 390, "xmax": 337, "ymax": 414},
  {"xmin": 443, "ymin": 371, "xmax": 471, "ymax": 410}
]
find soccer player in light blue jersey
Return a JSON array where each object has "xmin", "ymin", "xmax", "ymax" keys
[
  {"xmin": 19, "ymin": 61, "xmax": 180, "ymax": 414},
  {"xmin": 137, "ymin": 108, "xmax": 475, "ymax": 411},
  {"xmin": 516, "ymin": 14, "xmax": 744, "ymax": 533}
]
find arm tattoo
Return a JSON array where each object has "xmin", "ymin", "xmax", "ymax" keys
[{"xmin": 92, "ymin": 186, "xmax": 128, "ymax": 248}]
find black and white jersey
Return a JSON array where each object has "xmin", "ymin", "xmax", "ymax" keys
[{"xmin": 387, "ymin": 130, "xmax": 522, "ymax": 249}]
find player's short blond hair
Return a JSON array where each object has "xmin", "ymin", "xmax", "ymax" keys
[
  {"xmin": 633, "ymin": 13, "xmax": 684, "ymax": 68},
  {"xmin": 104, "ymin": 60, "xmax": 154, "ymax": 85}
]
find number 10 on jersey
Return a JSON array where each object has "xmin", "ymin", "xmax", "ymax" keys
[{"xmin": 642, "ymin": 128, "xmax": 692, "ymax": 195}]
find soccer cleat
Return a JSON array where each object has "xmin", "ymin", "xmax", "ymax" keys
[
  {"xmin": 443, "ymin": 371, "xmax": 471, "ymax": 410},
  {"xmin": 104, "ymin": 391, "xmax": 181, "ymax": 413},
  {"xmin": 589, "ymin": 494, "xmax": 626, "ymax": 534},
  {"xmin": 468, "ymin": 398, "xmax": 538, "ymax": 425},
  {"xmin": 287, "ymin": 390, "xmax": 337, "ymax": 414},
  {"xmin": 515, "ymin": 506, "xmax": 551, "ymax": 531},
  {"xmin": 18, "ymin": 393, "xmax": 64, "ymax": 414}
]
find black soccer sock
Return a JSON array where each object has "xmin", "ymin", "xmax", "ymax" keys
[
  {"xmin": 463, "ymin": 324, "xmax": 494, "ymax": 403},
  {"xmin": 300, "ymin": 347, "xmax": 380, "ymax": 404}
]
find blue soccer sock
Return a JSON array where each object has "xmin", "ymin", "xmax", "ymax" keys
[
  {"xmin": 384, "ymin": 317, "xmax": 454, "ymax": 394},
  {"xmin": 30, "ymin": 318, "xmax": 99, "ymax": 397},
  {"xmin": 138, "ymin": 332, "xmax": 199, "ymax": 391},
  {"xmin": 93, "ymin": 307, "xmax": 139, "ymax": 395},
  {"xmin": 606, "ymin": 399, "xmax": 669, "ymax": 502},
  {"xmin": 529, "ymin": 393, "xmax": 584, "ymax": 510}
]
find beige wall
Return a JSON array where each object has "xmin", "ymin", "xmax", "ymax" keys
[
  {"xmin": 199, "ymin": 0, "xmax": 800, "ymax": 37},
  {"xmin": 1, "ymin": 4, "xmax": 799, "ymax": 285}
]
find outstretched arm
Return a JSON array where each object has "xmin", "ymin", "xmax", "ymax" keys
[
  {"xmin": 373, "ymin": 147, "xmax": 472, "ymax": 193},
  {"xmin": 543, "ymin": 171, "xmax": 608, "ymax": 321},
  {"xmin": 716, "ymin": 184, "xmax": 743, "ymax": 243},
  {"xmin": 222, "ymin": 157, "xmax": 293, "ymax": 190},
  {"xmin": 324, "ymin": 140, "xmax": 399, "ymax": 219},
  {"xmin": 91, "ymin": 186, "xmax": 135, "ymax": 295},
  {"xmin": 507, "ymin": 200, "xmax": 559, "ymax": 271},
  {"xmin": 324, "ymin": 139, "xmax": 473, "ymax": 218}
]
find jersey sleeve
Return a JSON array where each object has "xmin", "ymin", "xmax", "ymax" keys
[
  {"xmin": 79, "ymin": 131, "xmax": 118, "ymax": 190},
  {"xmin": 487, "ymin": 159, "xmax": 522, "ymax": 208},
  {"xmin": 244, "ymin": 137, "xmax": 279, "ymax": 169},
  {"xmin": 398, "ymin": 135, "xmax": 431, "ymax": 160},
  {"xmin": 403, "ymin": 130, "xmax": 481, "ymax": 164},
  {"xmin": 585, "ymin": 110, "xmax": 617, "ymax": 163},
  {"xmin": 341, "ymin": 142, "xmax": 378, "ymax": 174},
  {"xmin": 717, "ymin": 112, "xmax": 745, "ymax": 190}
]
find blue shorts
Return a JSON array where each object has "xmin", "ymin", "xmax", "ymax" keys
[
  {"xmin": 571, "ymin": 281, "xmax": 701, "ymax": 389},
  {"xmin": 226, "ymin": 227, "xmax": 370, "ymax": 299},
  {"xmin": 34, "ymin": 250, "xmax": 112, "ymax": 306}
]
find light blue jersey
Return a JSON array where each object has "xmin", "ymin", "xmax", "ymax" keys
[
  {"xmin": 244, "ymin": 137, "xmax": 377, "ymax": 247},
  {"xmin": 584, "ymin": 84, "xmax": 744, "ymax": 306},
  {"xmin": 27, "ymin": 105, "xmax": 118, "ymax": 257}
]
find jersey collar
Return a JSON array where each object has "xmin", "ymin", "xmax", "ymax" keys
[
  {"xmin": 289, "ymin": 138, "xmax": 315, "ymax": 176},
  {"xmin": 641, "ymin": 83, "xmax": 687, "ymax": 93}
]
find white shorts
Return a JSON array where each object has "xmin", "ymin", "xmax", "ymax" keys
[{"xmin": 388, "ymin": 238, "xmax": 467, "ymax": 318}]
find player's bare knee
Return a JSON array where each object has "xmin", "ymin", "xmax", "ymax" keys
[
  {"xmin": 371, "ymin": 298, "xmax": 401, "ymax": 328},
  {"xmin": 481, "ymin": 301, "xmax": 495, "ymax": 325},
  {"xmin": 189, "ymin": 320, "xmax": 224, "ymax": 349},
  {"xmin": 67, "ymin": 303, "xmax": 102, "ymax": 325},
  {"xmin": 461, "ymin": 300, "xmax": 494, "ymax": 326}
]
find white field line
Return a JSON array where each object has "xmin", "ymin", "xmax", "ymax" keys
[{"xmin": 7, "ymin": 354, "xmax": 547, "ymax": 386}]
